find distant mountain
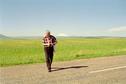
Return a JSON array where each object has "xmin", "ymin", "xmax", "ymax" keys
[
  {"xmin": 56, "ymin": 36, "xmax": 126, "ymax": 38},
  {"xmin": 0, "ymin": 34, "xmax": 9, "ymax": 39}
]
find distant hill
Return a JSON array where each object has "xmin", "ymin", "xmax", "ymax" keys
[
  {"xmin": 57, "ymin": 36, "xmax": 126, "ymax": 38},
  {"xmin": 0, "ymin": 34, "xmax": 9, "ymax": 39},
  {"xmin": 0, "ymin": 34, "xmax": 125, "ymax": 39}
]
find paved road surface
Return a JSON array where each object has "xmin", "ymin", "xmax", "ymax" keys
[{"xmin": 0, "ymin": 55, "xmax": 126, "ymax": 84}]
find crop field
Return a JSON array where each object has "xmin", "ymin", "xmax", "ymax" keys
[{"xmin": 0, "ymin": 38, "xmax": 126, "ymax": 67}]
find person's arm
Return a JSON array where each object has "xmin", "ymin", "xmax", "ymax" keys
[
  {"xmin": 42, "ymin": 38, "xmax": 48, "ymax": 46},
  {"xmin": 43, "ymin": 43, "xmax": 49, "ymax": 46},
  {"xmin": 52, "ymin": 36, "xmax": 57, "ymax": 45}
]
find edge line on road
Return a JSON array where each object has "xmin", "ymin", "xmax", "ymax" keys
[{"xmin": 89, "ymin": 65, "xmax": 126, "ymax": 74}]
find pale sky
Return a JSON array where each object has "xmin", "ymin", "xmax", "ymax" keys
[{"xmin": 0, "ymin": 0, "xmax": 126, "ymax": 36}]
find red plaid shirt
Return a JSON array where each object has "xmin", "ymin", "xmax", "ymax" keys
[{"xmin": 43, "ymin": 35, "xmax": 57, "ymax": 47}]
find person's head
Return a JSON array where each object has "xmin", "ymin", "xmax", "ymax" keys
[{"xmin": 44, "ymin": 30, "xmax": 51, "ymax": 37}]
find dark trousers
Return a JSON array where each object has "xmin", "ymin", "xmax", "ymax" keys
[{"xmin": 44, "ymin": 46, "xmax": 54, "ymax": 70}]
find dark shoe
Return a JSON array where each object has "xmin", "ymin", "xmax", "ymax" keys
[{"xmin": 48, "ymin": 69, "xmax": 51, "ymax": 72}]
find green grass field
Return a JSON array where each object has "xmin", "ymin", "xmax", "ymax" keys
[{"xmin": 0, "ymin": 38, "xmax": 126, "ymax": 67}]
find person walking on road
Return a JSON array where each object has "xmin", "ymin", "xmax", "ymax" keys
[{"xmin": 42, "ymin": 31, "xmax": 57, "ymax": 72}]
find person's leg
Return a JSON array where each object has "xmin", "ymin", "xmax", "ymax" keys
[
  {"xmin": 48, "ymin": 47, "xmax": 54, "ymax": 70},
  {"xmin": 47, "ymin": 47, "xmax": 53, "ymax": 72},
  {"xmin": 50, "ymin": 47, "xmax": 54, "ymax": 65},
  {"xmin": 44, "ymin": 47, "xmax": 51, "ymax": 72}
]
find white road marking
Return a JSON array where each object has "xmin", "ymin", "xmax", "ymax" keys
[{"xmin": 89, "ymin": 66, "xmax": 126, "ymax": 74}]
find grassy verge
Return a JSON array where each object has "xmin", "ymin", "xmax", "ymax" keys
[{"xmin": 0, "ymin": 38, "xmax": 126, "ymax": 67}]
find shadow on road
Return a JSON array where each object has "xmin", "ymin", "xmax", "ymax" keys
[{"xmin": 51, "ymin": 65, "xmax": 88, "ymax": 72}]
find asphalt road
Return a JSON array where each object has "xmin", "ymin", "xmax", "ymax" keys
[{"xmin": 0, "ymin": 55, "xmax": 126, "ymax": 84}]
